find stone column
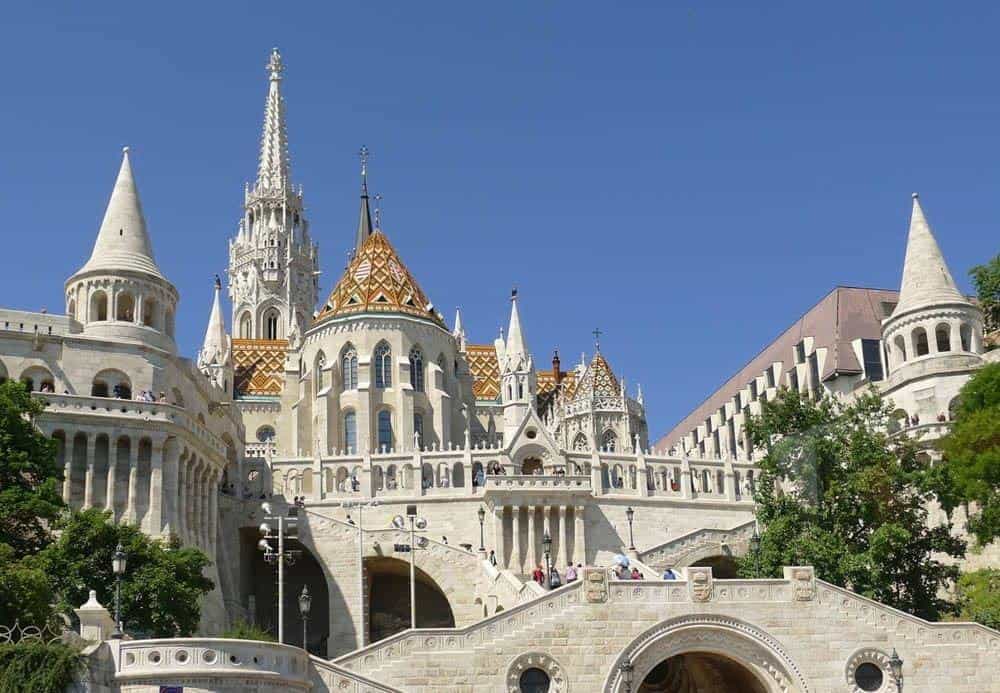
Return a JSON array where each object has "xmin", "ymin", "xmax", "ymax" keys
[
  {"xmin": 527, "ymin": 504, "xmax": 537, "ymax": 571},
  {"xmin": 176, "ymin": 457, "xmax": 187, "ymax": 543},
  {"xmin": 105, "ymin": 435, "xmax": 119, "ymax": 519},
  {"xmin": 493, "ymin": 505, "xmax": 506, "ymax": 568},
  {"xmin": 574, "ymin": 505, "xmax": 586, "ymax": 566},
  {"xmin": 557, "ymin": 505, "xmax": 568, "ymax": 568},
  {"xmin": 146, "ymin": 438, "xmax": 164, "ymax": 535},
  {"xmin": 189, "ymin": 459, "xmax": 201, "ymax": 547},
  {"xmin": 208, "ymin": 472, "xmax": 219, "ymax": 556},
  {"xmin": 511, "ymin": 505, "xmax": 522, "ymax": 573},
  {"xmin": 680, "ymin": 457, "xmax": 692, "ymax": 500},
  {"xmin": 198, "ymin": 463, "xmax": 209, "ymax": 548},
  {"xmin": 161, "ymin": 443, "xmax": 179, "ymax": 537},
  {"xmin": 125, "ymin": 438, "xmax": 139, "ymax": 523},
  {"xmin": 724, "ymin": 460, "xmax": 736, "ymax": 502},
  {"xmin": 62, "ymin": 432, "xmax": 77, "ymax": 504},
  {"xmin": 546, "ymin": 505, "xmax": 557, "ymax": 568},
  {"xmin": 83, "ymin": 434, "xmax": 97, "ymax": 509}
]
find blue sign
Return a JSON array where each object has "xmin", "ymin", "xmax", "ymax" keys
[{"xmin": 159, "ymin": 687, "xmax": 183, "ymax": 693}]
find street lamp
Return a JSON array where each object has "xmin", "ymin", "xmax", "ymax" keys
[
  {"xmin": 298, "ymin": 586, "xmax": 312, "ymax": 652},
  {"xmin": 619, "ymin": 658, "xmax": 634, "ymax": 693},
  {"xmin": 750, "ymin": 529, "xmax": 762, "ymax": 578},
  {"xmin": 625, "ymin": 506, "xmax": 636, "ymax": 551},
  {"xmin": 258, "ymin": 503, "xmax": 300, "ymax": 644},
  {"xmin": 110, "ymin": 544, "xmax": 126, "ymax": 639},
  {"xmin": 888, "ymin": 648, "xmax": 903, "ymax": 692},
  {"xmin": 392, "ymin": 507, "xmax": 428, "ymax": 630},
  {"xmin": 542, "ymin": 531, "xmax": 553, "ymax": 589},
  {"xmin": 477, "ymin": 506, "xmax": 486, "ymax": 552}
]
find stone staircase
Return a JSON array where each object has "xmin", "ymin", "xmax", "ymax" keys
[{"xmin": 638, "ymin": 520, "xmax": 756, "ymax": 573}]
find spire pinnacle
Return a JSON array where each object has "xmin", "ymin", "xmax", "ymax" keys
[
  {"xmin": 354, "ymin": 147, "xmax": 374, "ymax": 256},
  {"xmin": 894, "ymin": 193, "xmax": 967, "ymax": 316},
  {"xmin": 199, "ymin": 275, "xmax": 230, "ymax": 369},
  {"xmin": 505, "ymin": 288, "xmax": 529, "ymax": 363},
  {"xmin": 255, "ymin": 47, "xmax": 291, "ymax": 193}
]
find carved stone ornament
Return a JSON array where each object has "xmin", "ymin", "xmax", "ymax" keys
[
  {"xmin": 506, "ymin": 651, "xmax": 567, "ymax": 693},
  {"xmin": 844, "ymin": 648, "xmax": 899, "ymax": 693},
  {"xmin": 687, "ymin": 566, "xmax": 713, "ymax": 602},
  {"xmin": 583, "ymin": 568, "xmax": 608, "ymax": 603},
  {"xmin": 785, "ymin": 566, "xmax": 815, "ymax": 602}
]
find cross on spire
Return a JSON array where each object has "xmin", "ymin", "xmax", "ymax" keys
[
  {"xmin": 592, "ymin": 327, "xmax": 602, "ymax": 352},
  {"xmin": 359, "ymin": 146, "xmax": 370, "ymax": 182}
]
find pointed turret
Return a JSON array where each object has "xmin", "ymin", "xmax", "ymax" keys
[
  {"xmin": 505, "ymin": 289, "xmax": 530, "ymax": 367},
  {"xmin": 354, "ymin": 147, "xmax": 373, "ymax": 256},
  {"xmin": 199, "ymin": 276, "xmax": 229, "ymax": 369},
  {"xmin": 500, "ymin": 289, "xmax": 535, "ymax": 433},
  {"xmin": 255, "ymin": 48, "xmax": 291, "ymax": 194},
  {"xmin": 74, "ymin": 147, "xmax": 166, "ymax": 280},
  {"xmin": 453, "ymin": 307, "xmax": 467, "ymax": 351},
  {"xmin": 894, "ymin": 193, "xmax": 969, "ymax": 316}
]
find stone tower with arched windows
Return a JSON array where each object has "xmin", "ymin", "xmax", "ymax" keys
[
  {"xmin": 227, "ymin": 48, "xmax": 319, "ymax": 343},
  {"xmin": 880, "ymin": 193, "xmax": 985, "ymax": 428},
  {"xmin": 497, "ymin": 290, "xmax": 537, "ymax": 436}
]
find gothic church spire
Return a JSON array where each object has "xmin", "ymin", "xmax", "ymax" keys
[
  {"xmin": 354, "ymin": 146, "xmax": 373, "ymax": 256},
  {"xmin": 255, "ymin": 48, "xmax": 291, "ymax": 194}
]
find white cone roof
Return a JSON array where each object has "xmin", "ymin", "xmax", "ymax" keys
[
  {"xmin": 75, "ymin": 148, "xmax": 166, "ymax": 281},
  {"xmin": 894, "ymin": 194, "xmax": 968, "ymax": 315},
  {"xmin": 199, "ymin": 279, "xmax": 229, "ymax": 367}
]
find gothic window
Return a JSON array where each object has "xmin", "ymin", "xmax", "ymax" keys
[
  {"xmin": 344, "ymin": 411, "xmax": 357, "ymax": 454},
  {"xmin": 913, "ymin": 327, "xmax": 929, "ymax": 357},
  {"xmin": 413, "ymin": 412, "xmax": 424, "ymax": 445},
  {"xmin": 315, "ymin": 351, "xmax": 326, "ymax": 394},
  {"xmin": 960, "ymin": 323, "xmax": 972, "ymax": 351},
  {"xmin": 517, "ymin": 380, "xmax": 524, "ymax": 399},
  {"xmin": 409, "ymin": 347, "xmax": 424, "ymax": 392},
  {"xmin": 374, "ymin": 342, "xmax": 392, "ymax": 389},
  {"xmin": 264, "ymin": 309, "xmax": 281, "ymax": 340},
  {"xmin": 601, "ymin": 430, "xmax": 618, "ymax": 452},
  {"xmin": 116, "ymin": 292, "xmax": 135, "ymax": 322},
  {"xmin": 142, "ymin": 297, "xmax": 157, "ymax": 328},
  {"xmin": 894, "ymin": 334, "xmax": 907, "ymax": 362},
  {"xmin": 341, "ymin": 345, "xmax": 358, "ymax": 390},
  {"xmin": 239, "ymin": 312, "xmax": 252, "ymax": 339},
  {"xmin": 165, "ymin": 309, "xmax": 175, "ymax": 338},
  {"xmin": 256, "ymin": 426, "xmax": 276, "ymax": 442},
  {"xmin": 377, "ymin": 410, "xmax": 393, "ymax": 451},
  {"xmin": 90, "ymin": 291, "xmax": 108, "ymax": 321},
  {"xmin": 573, "ymin": 432, "xmax": 588, "ymax": 451},
  {"xmin": 936, "ymin": 324, "xmax": 951, "ymax": 352}
]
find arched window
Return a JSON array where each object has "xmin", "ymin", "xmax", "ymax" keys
[
  {"xmin": 67, "ymin": 299, "xmax": 76, "ymax": 320},
  {"xmin": 573, "ymin": 432, "xmax": 588, "ymax": 451},
  {"xmin": 409, "ymin": 347, "xmax": 424, "ymax": 392},
  {"xmin": 377, "ymin": 410, "xmax": 393, "ymax": 452},
  {"xmin": 893, "ymin": 334, "xmax": 907, "ymax": 363},
  {"xmin": 343, "ymin": 412, "xmax": 357, "ymax": 454},
  {"xmin": 413, "ymin": 413, "xmax": 424, "ymax": 445},
  {"xmin": 116, "ymin": 292, "xmax": 135, "ymax": 322},
  {"xmin": 341, "ymin": 345, "xmax": 358, "ymax": 390},
  {"xmin": 936, "ymin": 324, "xmax": 951, "ymax": 352},
  {"xmin": 263, "ymin": 309, "xmax": 281, "ymax": 340},
  {"xmin": 256, "ymin": 426, "xmax": 276, "ymax": 443},
  {"xmin": 90, "ymin": 291, "xmax": 108, "ymax": 322},
  {"xmin": 913, "ymin": 327, "xmax": 929, "ymax": 356},
  {"xmin": 239, "ymin": 312, "xmax": 252, "ymax": 339},
  {"xmin": 314, "ymin": 351, "xmax": 326, "ymax": 395},
  {"xmin": 142, "ymin": 297, "xmax": 157, "ymax": 328},
  {"xmin": 93, "ymin": 369, "xmax": 130, "ymax": 399},
  {"xmin": 960, "ymin": 323, "xmax": 972, "ymax": 351},
  {"xmin": 374, "ymin": 342, "xmax": 392, "ymax": 389},
  {"xmin": 602, "ymin": 430, "xmax": 618, "ymax": 452},
  {"xmin": 518, "ymin": 667, "xmax": 551, "ymax": 693},
  {"xmin": 517, "ymin": 380, "xmax": 524, "ymax": 399},
  {"xmin": 165, "ymin": 309, "xmax": 175, "ymax": 338}
]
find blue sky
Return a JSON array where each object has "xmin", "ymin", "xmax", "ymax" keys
[{"xmin": 2, "ymin": 2, "xmax": 997, "ymax": 438}]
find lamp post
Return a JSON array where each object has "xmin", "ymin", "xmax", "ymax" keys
[
  {"xmin": 542, "ymin": 531, "xmax": 552, "ymax": 589},
  {"xmin": 477, "ymin": 506, "xmax": 486, "ymax": 552},
  {"xmin": 343, "ymin": 498, "xmax": 379, "ymax": 645},
  {"xmin": 888, "ymin": 648, "xmax": 903, "ymax": 692},
  {"xmin": 110, "ymin": 544, "xmax": 126, "ymax": 639},
  {"xmin": 258, "ymin": 502, "xmax": 300, "ymax": 643},
  {"xmin": 298, "ymin": 586, "xmax": 312, "ymax": 652},
  {"xmin": 392, "ymin": 507, "xmax": 427, "ymax": 630},
  {"xmin": 619, "ymin": 658, "xmax": 634, "ymax": 693},
  {"xmin": 625, "ymin": 506, "xmax": 636, "ymax": 551},
  {"xmin": 749, "ymin": 529, "xmax": 761, "ymax": 578}
]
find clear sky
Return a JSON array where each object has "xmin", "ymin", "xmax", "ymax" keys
[{"xmin": 1, "ymin": 2, "xmax": 997, "ymax": 439}]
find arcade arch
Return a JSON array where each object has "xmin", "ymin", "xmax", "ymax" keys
[{"xmin": 365, "ymin": 556, "xmax": 455, "ymax": 643}]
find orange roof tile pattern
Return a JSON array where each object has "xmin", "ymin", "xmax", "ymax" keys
[
  {"xmin": 466, "ymin": 344, "xmax": 500, "ymax": 400},
  {"xmin": 537, "ymin": 369, "xmax": 576, "ymax": 413},
  {"xmin": 233, "ymin": 338, "xmax": 287, "ymax": 396},
  {"xmin": 315, "ymin": 230, "xmax": 443, "ymax": 327},
  {"xmin": 573, "ymin": 352, "xmax": 619, "ymax": 399}
]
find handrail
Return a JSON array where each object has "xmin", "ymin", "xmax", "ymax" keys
[{"xmin": 637, "ymin": 520, "xmax": 756, "ymax": 563}]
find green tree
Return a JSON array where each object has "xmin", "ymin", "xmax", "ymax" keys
[
  {"xmin": 939, "ymin": 363, "xmax": 1000, "ymax": 546},
  {"xmin": 35, "ymin": 509, "xmax": 215, "ymax": 637},
  {"xmin": 740, "ymin": 388, "xmax": 964, "ymax": 620},
  {"xmin": 222, "ymin": 619, "xmax": 276, "ymax": 642},
  {"xmin": 953, "ymin": 568, "xmax": 1000, "ymax": 630},
  {"xmin": 0, "ymin": 544, "xmax": 54, "ymax": 629},
  {"xmin": 0, "ymin": 380, "xmax": 64, "ymax": 558},
  {"xmin": 970, "ymin": 253, "xmax": 1000, "ymax": 336}
]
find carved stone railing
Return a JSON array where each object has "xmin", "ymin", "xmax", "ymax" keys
[
  {"xmin": 310, "ymin": 656, "xmax": 402, "ymax": 692},
  {"xmin": 115, "ymin": 638, "xmax": 311, "ymax": 690},
  {"xmin": 484, "ymin": 474, "xmax": 591, "ymax": 493},
  {"xmin": 638, "ymin": 521, "xmax": 756, "ymax": 572}
]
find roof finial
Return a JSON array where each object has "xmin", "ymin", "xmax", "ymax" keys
[
  {"xmin": 912, "ymin": 192, "xmax": 919, "ymax": 199},
  {"xmin": 122, "ymin": 145, "xmax": 130, "ymax": 155},
  {"xmin": 374, "ymin": 192, "xmax": 383, "ymax": 229},
  {"xmin": 214, "ymin": 274, "xmax": 222, "ymax": 290},
  {"xmin": 592, "ymin": 327, "xmax": 602, "ymax": 352},
  {"xmin": 511, "ymin": 287, "xmax": 518, "ymax": 301},
  {"xmin": 267, "ymin": 47, "xmax": 284, "ymax": 81},
  {"xmin": 359, "ymin": 146, "xmax": 370, "ymax": 192}
]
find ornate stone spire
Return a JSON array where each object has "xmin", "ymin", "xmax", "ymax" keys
[
  {"xmin": 74, "ymin": 147, "xmax": 166, "ymax": 281},
  {"xmin": 354, "ymin": 146, "xmax": 373, "ymax": 256},
  {"xmin": 505, "ymin": 288, "xmax": 530, "ymax": 367},
  {"xmin": 894, "ymin": 193, "xmax": 968, "ymax": 316},
  {"xmin": 199, "ymin": 275, "xmax": 229, "ymax": 368},
  {"xmin": 255, "ymin": 48, "xmax": 291, "ymax": 194}
]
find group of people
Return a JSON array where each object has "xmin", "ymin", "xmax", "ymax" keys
[
  {"xmin": 531, "ymin": 562, "xmax": 583, "ymax": 589},
  {"xmin": 612, "ymin": 564, "xmax": 645, "ymax": 580}
]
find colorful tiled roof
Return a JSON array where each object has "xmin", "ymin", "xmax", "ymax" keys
[
  {"xmin": 572, "ymin": 352, "xmax": 620, "ymax": 400},
  {"xmin": 466, "ymin": 344, "xmax": 500, "ymax": 400},
  {"xmin": 315, "ymin": 230, "xmax": 443, "ymax": 327},
  {"xmin": 233, "ymin": 338, "xmax": 287, "ymax": 396}
]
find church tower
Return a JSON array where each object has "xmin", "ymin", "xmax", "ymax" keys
[
  {"xmin": 228, "ymin": 48, "xmax": 319, "ymax": 342},
  {"xmin": 496, "ymin": 289, "xmax": 536, "ymax": 434}
]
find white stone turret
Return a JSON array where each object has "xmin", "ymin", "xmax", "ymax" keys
[
  {"xmin": 65, "ymin": 147, "xmax": 178, "ymax": 353},
  {"xmin": 198, "ymin": 276, "xmax": 233, "ymax": 395},
  {"xmin": 453, "ymin": 307, "xmax": 467, "ymax": 352},
  {"xmin": 499, "ymin": 289, "xmax": 536, "ymax": 433},
  {"xmin": 881, "ymin": 193, "xmax": 984, "ymax": 424},
  {"xmin": 228, "ymin": 48, "xmax": 319, "ymax": 342}
]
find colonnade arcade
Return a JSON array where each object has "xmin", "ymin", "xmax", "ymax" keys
[
  {"xmin": 46, "ymin": 423, "xmax": 221, "ymax": 552},
  {"xmin": 491, "ymin": 499, "xmax": 587, "ymax": 573}
]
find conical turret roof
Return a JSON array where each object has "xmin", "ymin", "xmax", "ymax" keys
[
  {"xmin": 572, "ymin": 351, "xmax": 620, "ymax": 400},
  {"xmin": 199, "ymin": 277, "xmax": 229, "ymax": 368},
  {"xmin": 315, "ymin": 230, "xmax": 443, "ymax": 326},
  {"xmin": 893, "ymin": 194, "xmax": 968, "ymax": 316},
  {"xmin": 74, "ymin": 148, "xmax": 167, "ymax": 281}
]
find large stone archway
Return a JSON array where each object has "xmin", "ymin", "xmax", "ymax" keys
[
  {"xmin": 365, "ymin": 556, "xmax": 455, "ymax": 642},
  {"xmin": 603, "ymin": 615, "xmax": 809, "ymax": 693}
]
